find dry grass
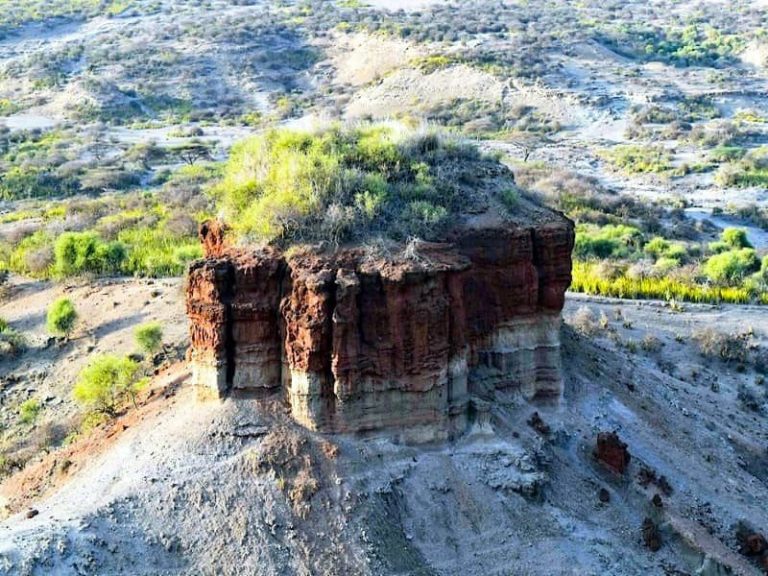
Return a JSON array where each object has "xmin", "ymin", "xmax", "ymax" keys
[
  {"xmin": 694, "ymin": 328, "xmax": 751, "ymax": 363},
  {"xmin": 569, "ymin": 306, "xmax": 602, "ymax": 336}
]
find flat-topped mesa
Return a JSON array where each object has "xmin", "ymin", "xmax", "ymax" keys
[{"xmin": 186, "ymin": 214, "xmax": 574, "ymax": 437}]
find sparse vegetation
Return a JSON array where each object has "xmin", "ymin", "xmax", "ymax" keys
[
  {"xmin": 47, "ymin": 298, "xmax": 77, "ymax": 337},
  {"xmin": 0, "ymin": 317, "xmax": 26, "ymax": 357},
  {"xmin": 570, "ymin": 306, "xmax": 602, "ymax": 336},
  {"xmin": 715, "ymin": 147, "xmax": 768, "ymax": 188},
  {"xmin": 73, "ymin": 355, "xmax": 144, "ymax": 416},
  {"xmin": 601, "ymin": 145, "xmax": 672, "ymax": 175},
  {"xmin": 134, "ymin": 322, "xmax": 163, "ymax": 355},
  {"xmin": 694, "ymin": 328, "xmax": 751, "ymax": 364},
  {"xmin": 213, "ymin": 124, "xmax": 512, "ymax": 245}
]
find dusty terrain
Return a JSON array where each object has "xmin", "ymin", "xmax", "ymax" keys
[
  {"xmin": 0, "ymin": 276, "xmax": 186, "ymax": 426},
  {"xmin": 0, "ymin": 0, "xmax": 768, "ymax": 574},
  {"xmin": 0, "ymin": 280, "xmax": 767, "ymax": 575}
]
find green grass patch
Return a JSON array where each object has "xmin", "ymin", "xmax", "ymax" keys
[
  {"xmin": 571, "ymin": 261, "xmax": 756, "ymax": 305},
  {"xmin": 601, "ymin": 145, "xmax": 672, "ymax": 174},
  {"xmin": 19, "ymin": 398, "xmax": 40, "ymax": 424},
  {"xmin": 212, "ymin": 123, "xmax": 508, "ymax": 245}
]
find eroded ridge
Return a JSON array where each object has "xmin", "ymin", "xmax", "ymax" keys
[{"xmin": 186, "ymin": 220, "xmax": 574, "ymax": 436}]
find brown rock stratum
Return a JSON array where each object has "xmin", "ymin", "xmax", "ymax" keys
[
  {"xmin": 186, "ymin": 214, "xmax": 574, "ymax": 437},
  {"xmin": 594, "ymin": 431, "xmax": 632, "ymax": 474}
]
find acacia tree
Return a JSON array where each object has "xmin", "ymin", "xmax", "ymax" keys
[
  {"xmin": 173, "ymin": 140, "xmax": 212, "ymax": 166},
  {"xmin": 73, "ymin": 355, "xmax": 142, "ymax": 416}
]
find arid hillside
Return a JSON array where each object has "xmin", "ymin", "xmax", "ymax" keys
[
  {"xmin": 1, "ymin": 282, "xmax": 767, "ymax": 575},
  {"xmin": 1, "ymin": 0, "xmax": 768, "ymax": 574}
]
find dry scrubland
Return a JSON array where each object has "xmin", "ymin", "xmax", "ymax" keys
[
  {"xmin": 1, "ymin": 289, "xmax": 768, "ymax": 575},
  {"xmin": 2, "ymin": 0, "xmax": 768, "ymax": 302},
  {"xmin": 0, "ymin": 0, "xmax": 767, "ymax": 574}
]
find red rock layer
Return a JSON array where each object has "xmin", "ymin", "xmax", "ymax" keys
[{"xmin": 186, "ymin": 220, "xmax": 574, "ymax": 434}]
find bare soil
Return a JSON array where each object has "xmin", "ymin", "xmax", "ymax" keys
[{"xmin": 0, "ymin": 284, "xmax": 766, "ymax": 575}]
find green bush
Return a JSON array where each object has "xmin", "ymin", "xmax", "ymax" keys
[
  {"xmin": 574, "ymin": 224, "xmax": 643, "ymax": 259},
  {"xmin": 19, "ymin": 398, "xmax": 40, "ymax": 424},
  {"xmin": 708, "ymin": 240, "xmax": 730, "ymax": 254},
  {"xmin": 47, "ymin": 298, "xmax": 77, "ymax": 336},
  {"xmin": 134, "ymin": 322, "xmax": 163, "ymax": 355},
  {"xmin": 118, "ymin": 226, "xmax": 201, "ymax": 276},
  {"xmin": 499, "ymin": 188, "xmax": 520, "ymax": 211},
  {"xmin": 73, "ymin": 355, "xmax": 142, "ymax": 416},
  {"xmin": 643, "ymin": 236, "xmax": 670, "ymax": 258},
  {"xmin": 643, "ymin": 236, "xmax": 687, "ymax": 262},
  {"xmin": 212, "ymin": 124, "xmax": 484, "ymax": 244},
  {"xmin": 54, "ymin": 232, "xmax": 127, "ymax": 277},
  {"xmin": 721, "ymin": 227, "xmax": 752, "ymax": 249},
  {"xmin": 654, "ymin": 257, "xmax": 680, "ymax": 274},
  {"xmin": 664, "ymin": 243, "xmax": 688, "ymax": 262},
  {"xmin": 703, "ymin": 248, "xmax": 759, "ymax": 283}
]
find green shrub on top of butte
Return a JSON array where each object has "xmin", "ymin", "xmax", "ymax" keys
[{"xmin": 211, "ymin": 124, "xmax": 514, "ymax": 245}]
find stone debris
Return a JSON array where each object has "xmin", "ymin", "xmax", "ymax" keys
[
  {"xmin": 527, "ymin": 412, "xmax": 551, "ymax": 436},
  {"xmin": 594, "ymin": 431, "xmax": 631, "ymax": 474},
  {"xmin": 736, "ymin": 525, "xmax": 768, "ymax": 573},
  {"xmin": 641, "ymin": 517, "xmax": 662, "ymax": 552}
]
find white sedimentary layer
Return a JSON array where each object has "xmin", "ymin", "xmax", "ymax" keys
[{"xmin": 282, "ymin": 314, "xmax": 562, "ymax": 435}]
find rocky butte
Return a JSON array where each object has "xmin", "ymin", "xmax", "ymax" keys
[
  {"xmin": 184, "ymin": 124, "xmax": 574, "ymax": 439},
  {"xmin": 186, "ymin": 205, "xmax": 574, "ymax": 439}
]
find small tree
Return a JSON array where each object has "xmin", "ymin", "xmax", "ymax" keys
[
  {"xmin": 172, "ymin": 140, "xmax": 212, "ymax": 166},
  {"xmin": 73, "ymin": 355, "xmax": 141, "ymax": 416},
  {"xmin": 134, "ymin": 322, "xmax": 163, "ymax": 355},
  {"xmin": 47, "ymin": 298, "xmax": 78, "ymax": 337}
]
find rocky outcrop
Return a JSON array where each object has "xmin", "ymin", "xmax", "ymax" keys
[
  {"xmin": 186, "ymin": 218, "xmax": 574, "ymax": 436},
  {"xmin": 594, "ymin": 431, "xmax": 631, "ymax": 474}
]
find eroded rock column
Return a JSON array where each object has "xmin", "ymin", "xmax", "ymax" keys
[
  {"xmin": 186, "ymin": 259, "xmax": 234, "ymax": 398},
  {"xmin": 230, "ymin": 252, "xmax": 284, "ymax": 391},
  {"xmin": 185, "ymin": 218, "xmax": 575, "ymax": 434}
]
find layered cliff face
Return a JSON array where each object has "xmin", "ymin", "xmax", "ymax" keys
[{"xmin": 186, "ymin": 217, "xmax": 574, "ymax": 437}]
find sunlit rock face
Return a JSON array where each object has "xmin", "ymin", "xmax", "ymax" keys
[{"xmin": 186, "ymin": 218, "xmax": 573, "ymax": 438}]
